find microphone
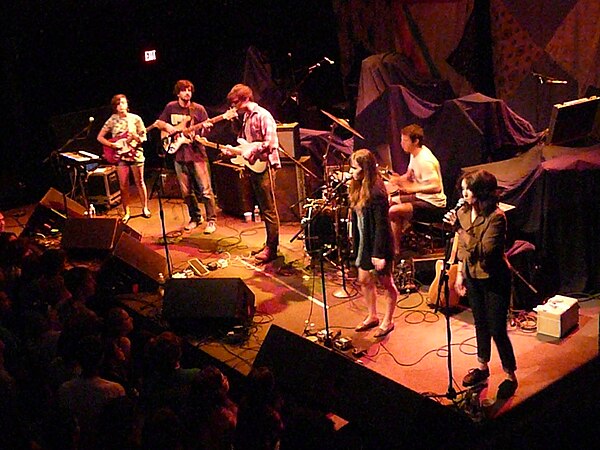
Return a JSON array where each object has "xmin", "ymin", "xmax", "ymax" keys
[
  {"xmin": 449, "ymin": 198, "xmax": 465, "ymax": 214},
  {"xmin": 324, "ymin": 57, "xmax": 335, "ymax": 65},
  {"xmin": 332, "ymin": 172, "xmax": 351, "ymax": 191}
]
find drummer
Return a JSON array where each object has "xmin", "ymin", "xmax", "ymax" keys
[{"xmin": 387, "ymin": 124, "xmax": 446, "ymax": 259}]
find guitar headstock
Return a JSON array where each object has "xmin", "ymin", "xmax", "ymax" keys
[{"xmin": 223, "ymin": 108, "xmax": 238, "ymax": 121}]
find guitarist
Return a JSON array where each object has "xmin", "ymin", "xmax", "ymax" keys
[
  {"xmin": 97, "ymin": 94, "xmax": 150, "ymax": 223},
  {"xmin": 155, "ymin": 80, "xmax": 218, "ymax": 234},
  {"xmin": 225, "ymin": 84, "xmax": 281, "ymax": 263}
]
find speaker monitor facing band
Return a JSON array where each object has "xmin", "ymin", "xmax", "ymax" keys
[
  {"xmin": 98, "ymin": 232, "xmax": 167, "ymax": 294},
  {"xmin": 163, "ymin": 277, "xmax": 255, "ymax": 334},
  {"xmin": 22, "ymin": 188, "xmax": 87, "ymax": 237}
]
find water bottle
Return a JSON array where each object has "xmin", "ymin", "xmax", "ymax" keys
[
  {"xmin": 88, "ymin": 203, "xmax": 96, "ymax": 217},
  {"xmin": 157, "ymin": 272, "xmax": 165, "ymax": 297},
  {"xmin": 253, "ymin": 205, "xmax": 261, "ymax": 223}
]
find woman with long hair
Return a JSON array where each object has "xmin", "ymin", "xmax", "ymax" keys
[
  {"xmin": 349, "ymin": 149, "xmax": 398, "ymax": 338},
  {"xmin": 444, "ymin": 169, "xmax": 518, "ymax": 399}
]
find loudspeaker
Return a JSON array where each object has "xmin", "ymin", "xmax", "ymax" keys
[
  {"xmin": 62, "ymin": 217, "xmax": 142, "ymax": 255},
  {"xmin": 275, "ymin": 158, "xmax": 308, "ymax": 222},
  {"xmin": 254, "ymin": 325, "xmax": 466, "ymax": 442},
  {"xmin": 163, "ymin": 277, "xmax": 255, "ymax": 334},
  {"xmin": 149, "ymin": 169, "xmax": 182, "ymax": 199},
  {"xmin": 212, "ymin": 161, "xmax": 254, "ymax": 217},
  {"xmin": 98, "ymin": 233, "xmax": 167, "ymax": 294},
  {"xmin": 277, "ymin": 123, "xmax": 300, "ymax": 158},
  {"xmin": 547, "ymin": 97, "xmax": 600, "ymax": 145},
  {"xmin": 22, "ymin": 188, "xmax": 87, "ymax": 237}
]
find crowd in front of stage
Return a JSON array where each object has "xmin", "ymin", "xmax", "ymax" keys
[{"xmin": 0, "ymin": 234, "xmax": 349, "ymax": 450}]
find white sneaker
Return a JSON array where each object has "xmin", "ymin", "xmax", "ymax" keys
[
  {"xmin": 184, "ymin": 220, "xmax": 198, "ymax": 232},
  {"xmin": 204, "ymin": 221, "xmax": 216, "ymax": 234}
]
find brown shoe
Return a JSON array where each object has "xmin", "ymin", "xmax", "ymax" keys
[{"xmin": 255, "ymin": 248, "xmax": 277, "ymax": 263}]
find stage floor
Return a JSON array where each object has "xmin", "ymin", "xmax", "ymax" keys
[{"xmin": 5, "ymin": 193, "xmax": 599, "ymax": 445}]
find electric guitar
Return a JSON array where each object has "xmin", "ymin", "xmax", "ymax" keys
[
  {"xmin": 196, "ymin": 137, "xmax": 268, "ymax": 173},
  {"xmin": 161, "ymin": 108, "xmax": 238, "ymax": 155},
  {"xmin": 427, "ymin": 232, "xmax": 461, "ymax": 309},
  {"xmin": 103, "ymin": 122, "xmax": 158, "ymax": 164}
]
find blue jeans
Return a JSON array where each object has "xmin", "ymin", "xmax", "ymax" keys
[
  {"xmin": 465, "ymin": 273, "xmax": 517, "ymax": 373},
  {"xmin": 174, "ymin": 160, "xmax": 217, "ymax": 222}
]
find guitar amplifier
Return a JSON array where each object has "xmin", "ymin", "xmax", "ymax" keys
[
  {"xmin": 87, "ymin": 166, "xmax": 121, "ymax": 208},
  {"xmin": 212, "ymin": 161, "xmax": 254, "ymax": 217},
  {"xmin": 277, "ymin": 123, "xmax": 300, "ymax": 158}
]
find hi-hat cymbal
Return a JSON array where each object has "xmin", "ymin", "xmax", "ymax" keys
[{"xmin": 321, "ymin": 109, "xmax": 365, "ymax": 140}]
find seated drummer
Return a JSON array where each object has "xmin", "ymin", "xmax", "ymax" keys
[{"xmin": 388, "ymin": 124, "xmax": 446, "ymax": 258}]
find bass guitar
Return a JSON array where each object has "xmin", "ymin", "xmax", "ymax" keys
[
  {"xmin": 161, "ymin": 108, "xmax": 238, "ymax": 155},
  {"xmin": 196, "ymin": 137, "xmax": 267, "ymax": 173},
  {"xmin": 103, "ymin": 122, "xmax": 158, "ymax": 164},
  {"xmin": 427, "ymin": 232, "xmax": 461, "ymax": 309}
]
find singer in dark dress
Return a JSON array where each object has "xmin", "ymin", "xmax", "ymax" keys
[
  {"xmin": 444, "ymin": 169, "xmax": 518, "ymax": 399},
  {"xmin": 349, "ymin": 149, "xmax": 398, "ymax": 338}
]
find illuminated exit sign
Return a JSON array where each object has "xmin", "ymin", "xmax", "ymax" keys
[{"xmin": 144, "ymin": 50, "xmax": 157, "ymax": 62}]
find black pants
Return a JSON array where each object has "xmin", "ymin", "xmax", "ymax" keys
[
  {"xmin": 465, "ymin": 273, "xmax": 517, "ymax": 373},
  {"xmin": 249, "ymin": 166, "xmax": 280, "ymax": 252}
]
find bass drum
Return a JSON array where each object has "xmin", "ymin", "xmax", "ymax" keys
[{"xmin": 303, "ymin": 205, "xmax": 353, "ymax": 259}]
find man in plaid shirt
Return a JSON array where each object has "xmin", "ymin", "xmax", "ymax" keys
[{"xmin": 226, "ymin": 84, "xmax": 281, "ymax": 263}]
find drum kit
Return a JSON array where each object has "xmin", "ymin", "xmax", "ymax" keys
[{"xmin": 294, "ymin": 110, "xmax": 365, "ymax": 263}]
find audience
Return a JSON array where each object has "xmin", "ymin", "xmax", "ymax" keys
[{"xmin": 0, "ymin": 223, "xmax": 336, "ymax": 450}]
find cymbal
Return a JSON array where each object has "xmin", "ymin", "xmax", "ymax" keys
[{"xmin": 320, "ymin": 109, "xmax": 365, "ymax": 140}]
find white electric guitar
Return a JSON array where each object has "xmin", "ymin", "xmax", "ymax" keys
[
  {"xmin": 196, "ymin": 137, "xmax": 268, "ymax": 173},
  {"xmin": 161, "ymin": 108, "xmax": 238, "ymax": 154}
]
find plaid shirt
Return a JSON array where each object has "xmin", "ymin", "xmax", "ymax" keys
[{"xmin": 241, "ymin": 102, "xmax": 281, "ymax": 169}]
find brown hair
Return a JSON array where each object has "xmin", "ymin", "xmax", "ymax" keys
[
  {"xmin": 227, "ymin": 83, "xmax": 254, "ymax": 104},
  {"xmin": 401, "ymin": 123, "xmax": 424, "ymax": 146},
  {"xmin": 111, "ymin": 94, "xmax": 127, "ymax": 113},
  {"xmin": 348, "ymin": 149, "xmax": 383, "ymax": 210},
  {"xmin": 173, "ymin": 79, "xmax": 195, "ymax": 96}
]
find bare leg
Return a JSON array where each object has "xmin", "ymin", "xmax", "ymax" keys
[
  {"xmin": 116, "ymin": 164, "xmax": 131, "ymax": 217},
  {"xmin": 358, "ymin": 268, "xmax": 378, "ymax": 322},
  {"xmin": 131, "ymin": 164, "xmax": 149, "ymax": 211},
  {"xmin": 378, "ymin": 272, "xmax": 398, "ymax": 329},
  {"xmin": 389, "ymin": 202, "xmax": 414, "ymax": 257}
]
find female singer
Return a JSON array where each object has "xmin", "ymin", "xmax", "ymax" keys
[
  {"xmin": 97, "ymin": 94, "xmax": 150, "ymax": 223},
  {"xmin": 444, "ymin": 169, "xmax": 518, "ymax": 398},
  {"xmin": 349, "ymin": 149, "xmax": 398, "ymax": 338}
]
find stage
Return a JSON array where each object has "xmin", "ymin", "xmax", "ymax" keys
[{"xmin": 5, "ymin": 192, "xmax": 599, "ymax": 447}]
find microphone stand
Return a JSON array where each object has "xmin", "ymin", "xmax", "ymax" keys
[
  {"xmin": 154, "ymin": 150, "xmax": 172, "ymax": 277},
  {"xmin": 434, "ymin": 226, "xmax": 457, "ymax": 400},
  {"xmin": 46, "ymin": 121, "xmax": 94, "ymax": 218}
]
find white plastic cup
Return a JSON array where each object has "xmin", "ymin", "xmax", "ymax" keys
[{"xmin": 244, "ymin": 211, "xmax": 252, "ymax": 223}]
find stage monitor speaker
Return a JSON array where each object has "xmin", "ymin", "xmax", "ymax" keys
[
  {"xmin": 61, "ymin": 217, "xmax": 141, "ymax": 254},
  {"xmin": 277, "ymin": 123, "xmax": 300, "ymax": 158},
  {"xmin": 22, "ymin": 188, "xmax": 88, "ymax": 237},
  {"xmin": 98, "ymin": 232, "xmax": 167, "ymax": 294},
  {"xmin": 163, "ymin": 277, "xmax": 255, "ymax": 334},
  {"xmin": 547, "ymin": 96, "xmax": 600, "ymax": 145},
  {"xmin": 61, "ymin": 217, "xmax": 120, "ymax": 254},
  {"xmin": 253, "ymin": 325, "xmax": 468, "ymax": 443}
]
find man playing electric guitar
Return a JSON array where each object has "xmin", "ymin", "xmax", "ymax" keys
[
  {"xmin": 225, "ymin": 83, "xmax": 281, "ymax": 263},
  {"xmin": 155, "ymin": 80, "xmax": 219, "ymax": 234}
]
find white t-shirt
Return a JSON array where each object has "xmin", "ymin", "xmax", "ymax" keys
[{"xmin": 407, "ymin": 145, "xmax": 446, "ymax": 208}]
